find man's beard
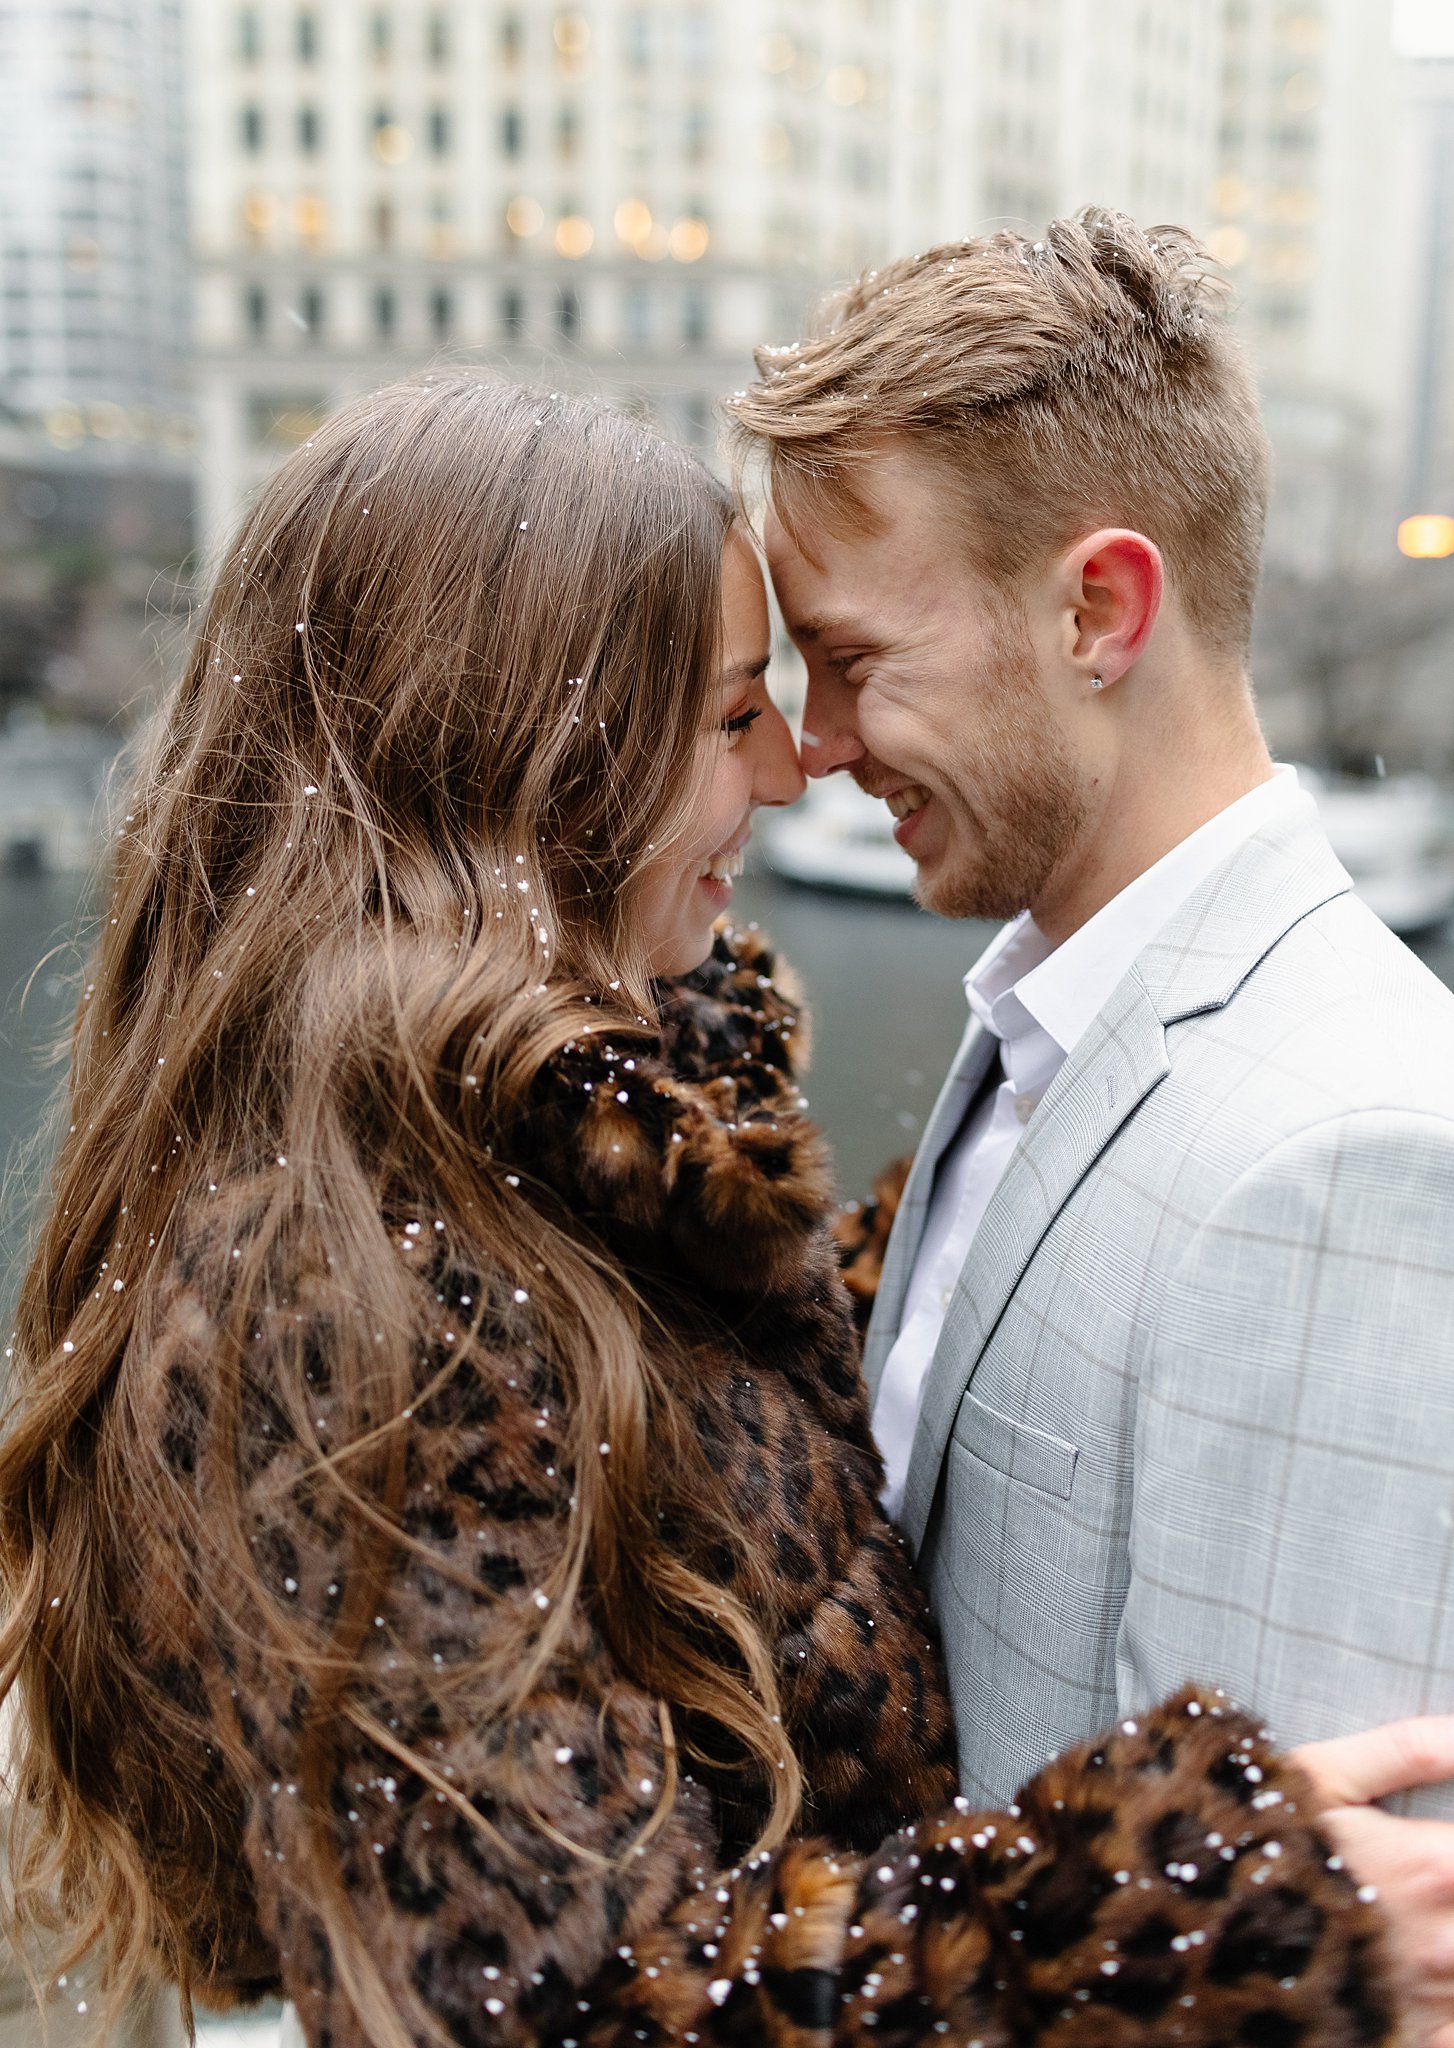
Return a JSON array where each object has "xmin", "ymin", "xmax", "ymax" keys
[{"xmin": 913, "ymin": 602, "xmax": 1086, "ymax": 924}]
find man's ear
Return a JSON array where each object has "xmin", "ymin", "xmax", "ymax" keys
[{"xmin": 1059, "ymin": 529, "xmax": 1164, "ymax": 685}]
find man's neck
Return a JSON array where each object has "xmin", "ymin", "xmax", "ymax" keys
[{"xmin": 1031, "ymin": 721, "xmax": 1276, "ymax": 948}]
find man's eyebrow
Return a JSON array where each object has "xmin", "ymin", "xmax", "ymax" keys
[
  {"xmin": 784, "ymin": 616, "xmax": 854, "ymax": 645},
  {"xmin": 720, "ymin": 654, "xmax": 771, "ymax": 684}
]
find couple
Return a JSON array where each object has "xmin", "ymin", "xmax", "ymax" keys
[{"xmin": 4, "ymin": 210, "xmax": 1454, "ymax": 2046}]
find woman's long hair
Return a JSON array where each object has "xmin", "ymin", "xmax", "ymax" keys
[{"xmin": 0, "ymin": 374, "xmax": 800, "ymax": 2039}]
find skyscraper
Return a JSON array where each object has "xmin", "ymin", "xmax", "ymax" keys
[{"xmin": 0, "ymin": 0, "xmax": 192, "ymax": 454}]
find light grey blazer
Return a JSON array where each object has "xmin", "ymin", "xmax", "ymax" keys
[{"xmin": 865, "ymin": 803, "xmax": 1454, "ymax": 1817}]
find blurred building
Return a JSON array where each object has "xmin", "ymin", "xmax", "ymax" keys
[
  {"xmin": 187, "ymin": 0, "xmax": 1417, "ymax": 582},
  {"xmin": 0, "ymin": 0, "xmax": 194, "ymax": 714},
  {"xmin": 907, "ymin": 0, "xmax": 1220, "ymax": 244},
  {"xmin": 186, "ymin": 0, "xmax": 1247, "ymax": 552},
  {"xmin": 188, "ymin": 0, "xmax": 907, "ymax": 548},
  {"xmin": 1207, "ymin": 0, "xmax": 1406, "ymax": 572},
  {"xmin": 0, "ymin": 0, "xmax": 193, "ymax": 461},
  {"xmin": 1399, "ymin": 53, "xmax": 1454, "ymax": 524}
]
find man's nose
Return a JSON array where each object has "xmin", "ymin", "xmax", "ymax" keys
[
  {"xmin": 752, "ymin": 702, "xmax": 807, "ymax": 808},
  {"xmin": 800, "ymin": 668, "xmax": 866, "ymax": 780}
]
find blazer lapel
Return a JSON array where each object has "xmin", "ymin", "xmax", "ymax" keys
[
  {"xmin": 861, "ymin": 1017, "xmax": 999, "ymax": 1401},
  {"xmin": 899, "ymin": 972, "xmax": 1170, "ymax": 1547},
  {"xmin": 896, "ymin": 800, "xmax": 1354, "ymax": 1552}
]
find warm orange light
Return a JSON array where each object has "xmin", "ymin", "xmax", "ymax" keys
[
  {"xmin": 1398, "ymin": 514, "xmax": 1454, "ymax": 559},
  {"xmin": 295, "ymin": 193, "xmax": 328, "ymax": 243},
  {"xmin": 825, "ymin": 64, "xmax": 867, "ymax": 106},
  {"xmin": 1207, "ymin": 224, "xmax": 1249, "ymax": 267},
  {"xmin": 242, "ymin": 190, "xmax": 276, "ymax": 239},
  {"xmin": 372, "ymin": 122, "xmax": 413, "ymax": 165},
  {"xmin": 614, "ymin": 197, "xmax": 653, "ymax": 245},
  {"xmin": 506, "ymin": 195, "xmax": 544, "ymax": 236},
  {"xmin": 554, "ymin": 213, "xmax": 593, "ymax": 257},
  {"xmin": 669, "ymin": 216, "xmax": 709, "ymax": 262}
]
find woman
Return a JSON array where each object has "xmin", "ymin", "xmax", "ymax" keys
[{"xmin": 0, "ymin": 375, "xmax": 1395, "ymax": 2046}]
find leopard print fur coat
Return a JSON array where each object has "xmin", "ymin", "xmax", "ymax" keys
[{"xmin": 116, "ymin": 926, "xmax": 1396, "ymax": 2048}]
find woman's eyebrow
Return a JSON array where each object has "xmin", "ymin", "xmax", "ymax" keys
[{"xmin": 720, "ymin": 654, "xmax": 771, "ymax": 684}]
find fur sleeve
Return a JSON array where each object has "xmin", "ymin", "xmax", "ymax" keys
[{"xmin": 577, "ymin": 1689, "xmax": 1397, "ymax": 2047}]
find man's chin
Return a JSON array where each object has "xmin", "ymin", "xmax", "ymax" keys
[{"xmin": 911, "ymin": 849, "xmax": 1030, "ymax": 925}]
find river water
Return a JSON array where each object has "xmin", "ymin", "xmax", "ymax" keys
[{"xmin": 5, "ymin": 862, "xmax": 1454, "ymax": 1325}]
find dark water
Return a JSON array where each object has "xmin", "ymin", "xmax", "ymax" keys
[
  {"xmin": 5, "ymin": 864, "xmax": 1454, "ymax": 1328},
  {"xmin": 0, "ymin": 870, "xmax": 96, "ymax": 1330}
]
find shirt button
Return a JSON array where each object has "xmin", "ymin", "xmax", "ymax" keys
[
  {"xmin": 1014, "ymin": 1094, "xmax": 1039, "ymax": 1125},
  {"xmin": 940, "ymin": 1286, "xmax": 953, "ymax": 1309}
]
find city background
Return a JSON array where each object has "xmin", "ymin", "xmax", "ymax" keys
[{"xmin": 2, "ymin": 1, "xmax": 1454, "ymax": 2040}]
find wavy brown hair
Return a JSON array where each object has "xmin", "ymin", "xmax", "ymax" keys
[{"xmin": 0, "ymin": 373, "xmax": 800, "ymax": 2040}]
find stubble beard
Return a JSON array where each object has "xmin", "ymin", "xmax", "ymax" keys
[{"xmin": 914, "ymin": 607, "xmax": 1087, "ymax": 924}]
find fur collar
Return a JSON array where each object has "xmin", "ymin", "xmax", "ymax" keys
[{"xmin": 527, "ymin": 923, "xmax": 837, "ymax": 1293}]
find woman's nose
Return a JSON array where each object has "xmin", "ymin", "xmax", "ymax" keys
[{"xmin": 753, "ymin": 703, "xmax": 808, "ymax": 808}]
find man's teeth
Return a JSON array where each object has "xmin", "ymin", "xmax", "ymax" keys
[
  {"xmin": 703, "ymin": 849, "xmax": 746, "ymax": 882},
  {"xmin": 885, "ymin": 786, "xmax": 931, "ymax": 821}
]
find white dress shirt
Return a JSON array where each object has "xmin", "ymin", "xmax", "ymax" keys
[{"xmin": 873, "ymin": 767, "xmax": 1310, "ymax": 1519}]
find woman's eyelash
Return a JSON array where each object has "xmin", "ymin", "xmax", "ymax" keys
[{"xmin": 722, "ymin": 707, "xmax": 763, "ymax": 738}]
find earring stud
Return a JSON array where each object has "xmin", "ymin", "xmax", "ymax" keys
[{"xmin": 1091, "ymin": 674, "xmax": 1105, "ymax": 691}]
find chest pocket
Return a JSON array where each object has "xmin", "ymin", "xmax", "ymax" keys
[{"xmin": 951, "ymin": 1390, "xmax": 1078, "ymax": 1500}]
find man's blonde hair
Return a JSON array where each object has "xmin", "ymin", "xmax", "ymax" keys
[{"xmin": 726, "ymin": 207, "xmax": 1271, "ymax": 662}]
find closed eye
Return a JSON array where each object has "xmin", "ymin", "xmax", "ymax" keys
[{"xmin": 722, "ymin": 707, "xmax": 764, "ymax": 741}]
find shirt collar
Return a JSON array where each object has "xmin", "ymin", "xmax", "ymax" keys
[{"xmin": 965, "ymin": 767, "xmax": 1309, "ymax": 1060}]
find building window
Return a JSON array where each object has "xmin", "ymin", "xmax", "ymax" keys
[
  {"xmin": 241, "ymin": 104, "xmax": 264, "ymax": 151},
  {"xmin": 426, "ymin": 8, "xmax": 450, "ymax": 63},
  {"xmin": 369, "ymin": 9, "xmax": 392, "ymax": 59},
  {"xmin": 295, "ymin": 192, "xmax": 327, "ymax": 246},
  {"xmin": 624, "ymin": 283, "xmax": 651, "ymax": 351},
  {"xmin": 243, "ymin": 283, "xmax": 267, "ymax": 339},
  {"xmin": 372, "ymin": 197, "xmax": 395, "ymax": 248},
  {"xmin": 500, "ymin": 10, "xmax": 523, "ymax": 65},
  {"xmin": 557, "ymin": 104, "xmax": 580, "ymax": 161},
  {"xmin": 298, "ymin": 284, "xmax": 324, "ymax": 338},
  {"xmin": 238, "ymin": 7, "xmax": 261, "ymax": 60},
  {"xmin": 427, "ymin": 193, "xmax": 456, "ymax": 256},
  {"xmin": 685, "ymin": 101, "xmax": 709, "ymax": 164},
  {"xmin": 298, "ymin": 104, "xmax": 320, "ymax": 152},
  {"xmin": 428, "ymin": 106, "xmax": 450, "ymax": 155},
  {"xmin": 500, "ymin": 288, "xmax": 525, "ymax": 337},
  {"xmin": 296, "ymin": 7, "xmax": 319, "ymax": 60},
  {"xmin": 557, "ymin": 284, "xmax": 581, "ymax": 341},
  {"xmin": 242, "ymin": 189, "xmax": 276, "ymax": 243},
  {"xmin": 683, "ymin": 287, "xmax": 708, "ymax": 349},
  {"xmin": 373, "ymin": 285, "xmax": 396, "ymax": 338},
  {"xmin": 681, "ymin": 393, "xmax": 709, "ymax": 446},
  {"xmin": 682, "ymin": 9, "xmax": 712, "ymax": 70},
  {"xmin": 500, "ymin": 105, "xmax": 523, "ymax": 155},
  {"xmin": 430, "ymin": 287, "xmax": 453, "ymax": 341},
  {"xmin": 622, "ymin": 8, "xmax": 651, "ymax": 72}
]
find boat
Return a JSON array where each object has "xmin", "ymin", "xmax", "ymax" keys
[
  {"xmin": 1296, "ymin": 766, "xmax": 1454, "ymax": 938},
  {"xmin": 757, "ymin": 767, "xmax": 1454, "ymax": 938}
]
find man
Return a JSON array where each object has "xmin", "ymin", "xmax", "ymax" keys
[{"xmin": 726, "ymin": 208, "xmax": 1454, "ymax": 2031}]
